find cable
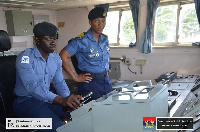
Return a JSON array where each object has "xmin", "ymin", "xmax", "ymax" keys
[
  {"xmin": 140, "ymin": 66, "xmax": 142, "ymax": 74},
  {"xmin": 128, "ymin": 66, "xmax": 136, "ymax": 74}
]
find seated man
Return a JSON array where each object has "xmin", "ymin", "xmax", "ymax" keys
[{"xmin": 13, "ymin": 22, "xmax": 83, "ymax": 132}]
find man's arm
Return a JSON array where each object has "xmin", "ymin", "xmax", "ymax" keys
[
  {"xmin": 53, "ymin": 53, "xmax": 84, "ymax": 110},
  {"xmin": 59, "ymin": 49, "xmax": 92, "ymax": 83}
]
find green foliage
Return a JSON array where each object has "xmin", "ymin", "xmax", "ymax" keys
[
  {"xmin": 155, "ymin": 23, "xmax": 167, "ymax": 42},
  {"xmin": 155, "ymin": 5, "xmax": 177, "ymax": 42},
  {"xmin": 181, "ymin": 9, "xmax": 200, "ymax": 38},
  {"xmin": 154, "ymin": 4, "xmax": 200, "ymax": 42},
  {"xmin": 122, "ymin": 14, "xmax": 136, "ymax": 42}
]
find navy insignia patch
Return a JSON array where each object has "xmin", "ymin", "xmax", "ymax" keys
[{"xmin": 21, "ymin": 56, "xmax": 29, "ymax": 64}]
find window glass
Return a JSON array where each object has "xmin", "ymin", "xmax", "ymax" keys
[
  {"xmin": 179, "ymin": 4, "xmax": 200, "ymax": 42},
  {"xmin": 104, "ymin": 10, "xmax": 136, "ymax": 46},
  {"xmin": 119, "ymin": 10, "xmax": 136, "ymax": 45},
  {"xmin": 154, "ymin": 5, "xmax": 177, "ymax": 43},
  {"xmin": 103, "ymin": 11, "xmax": 119, "ymax": 43}
]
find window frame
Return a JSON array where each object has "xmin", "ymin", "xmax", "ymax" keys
[
  {"xmin": 152, "ymin": 1, "xmax": 197, "ymax": 47},
  {"xmin": 105, "ymin": 7, "xmax": 135, "ymax": 47}
]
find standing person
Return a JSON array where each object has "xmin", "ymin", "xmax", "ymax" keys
[
  {"xmin": 13, "ymin": 22, "xmax": 83, "ymax": 132},
  {"xmin": 59, "ymin": 7, "xmax": 112, "ymax": 101}
]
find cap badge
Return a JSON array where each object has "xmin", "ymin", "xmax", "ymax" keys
[{"xmin": 103, "ymin": 11, "xmax": 106, "ymax": 17}]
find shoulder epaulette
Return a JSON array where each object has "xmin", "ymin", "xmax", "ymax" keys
[
  {"xmin": 77, "ymin": 32, "xmax": 86, "ymax": 38},
  {"xmin": 102, "ymin": 33, "xmax": 108, "ymax": 37},
  {"xmin": 23, "ymin": 48, "xmax": 31, "ymax": 54}
]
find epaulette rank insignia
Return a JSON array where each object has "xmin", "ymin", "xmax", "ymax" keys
[
  {"xmin": 77, "ymin": 32, "xmax": 85, "ymax": 38},
  {"xmin": 102, "ymin": 33, "xmax": 108, "ymax": 37}
]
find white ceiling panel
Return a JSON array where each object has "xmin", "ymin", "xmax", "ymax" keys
[
  {"xmin": 0, "ymin": 0, "xmax": 194, "ymax": 11},
  {"xmin": 0, "ymin": 0, "xmax": 130, "ymax": 10}
]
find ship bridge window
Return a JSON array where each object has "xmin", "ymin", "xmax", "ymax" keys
[
  {"xmin": 152, "ymin": 2, "xmax": 200, "ymax": 46},
  {"xmin": 103, "ymin": 9, "xmax": 136, "ymax": 47}
]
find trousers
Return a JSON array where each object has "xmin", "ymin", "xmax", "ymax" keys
[
  {"xmin": 13, "ymin": 96, "xmax": 71, "ymax": 132},
  {"xmin": 77, "ymin": 76, "xmax": 112, "ymax": 101}
]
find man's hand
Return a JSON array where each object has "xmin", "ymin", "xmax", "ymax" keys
[
  {"xmin": 63, "ymin": 94, "xmax": 84, "ymax": 108},
  {"xmin": 74, "ymin": 73, "xmax": 92, "ymax": 83},
  {"xmin": 53, "ymin": 94, "xmax": 84, "ymax": 111}
]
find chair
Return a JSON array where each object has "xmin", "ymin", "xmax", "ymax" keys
[
  {"xmin": 0, "ymin": 30, "xmax": 17, "ymax": 128},
  {"xmin": 0, "ymin": 55, "xmax": 17, "ymax": 131}
]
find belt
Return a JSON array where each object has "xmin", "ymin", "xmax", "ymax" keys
[{"xmin": 89, "ymin": 72, "xmax": 109, "ymax": 78}]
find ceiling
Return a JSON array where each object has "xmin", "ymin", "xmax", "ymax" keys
[
  {"xmin": 0, "ymin": 0, "xmax": 194, "ymax": 11},
  {"xmin": 0, "ymin": 0, "xmax": 131, "ymax": 11}
]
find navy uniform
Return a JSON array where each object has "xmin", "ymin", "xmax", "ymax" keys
[
  {"xmin": 14, "ymin": 46, "xmax": 70, "ymax": 102},
  {"xmin": 64, "ymin": 7, "xmax": 112, "ymax": 100},
  {"xmin": 13, "ymin": 22, "xmax": 71, "ymax": 132}
]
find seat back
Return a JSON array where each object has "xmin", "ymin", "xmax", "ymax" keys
[
  {"xmin": 0, "ymin": 30, "xmax": 17, "ymax": 126},
  {"xmin": 0, "ymin": 55, "xmax": 17, "ymax": 125},
  {"xmin": 0, "ymin": 30, "xmax": 11, "ymax": 53}
]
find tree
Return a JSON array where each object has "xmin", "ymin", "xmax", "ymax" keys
[
  {"xmin": 122, "ymin": 11, "xmax": 136, "ymax": 43},
  {"xmin": 154, "ymin": 5, "xmax": 177, "ymax": 42}
]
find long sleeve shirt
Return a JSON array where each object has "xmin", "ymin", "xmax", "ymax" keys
[{"xmin": 14, "ymin": 46, "xmax": 70, "ymax": 103}]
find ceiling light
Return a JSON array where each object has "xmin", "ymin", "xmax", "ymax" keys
[{"xmin": 51, "ymin": 0, "xmax": 58, "ymax": 2}]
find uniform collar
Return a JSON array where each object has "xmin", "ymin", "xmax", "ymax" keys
[
  {"xmin": 33, "ymin": 45, "xmax": 55, "ymax": 60},
  {"xmin": 87, "ymin": 28, "xmax": 103, "ymax": 42},
  {"xmin": 33, "ymin": 46, "xmax": 42, "ymax": 58}
]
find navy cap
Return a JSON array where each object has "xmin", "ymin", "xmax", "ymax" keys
[
  {"xmin": 33, "ymin": 22, "xmax": 58, "ymax": 37},
  {"xmin": 88, "ymin": 7, "xmax": 107, "ymax": 20}
]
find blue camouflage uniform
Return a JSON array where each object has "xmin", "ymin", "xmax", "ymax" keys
[
  {"xmin": 13, "ymin": 46, "xmax": 70, "ymax": 132},
  {"xmin": 64, "ymin": 28, "xmax": 112, "ymax": 100}
]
